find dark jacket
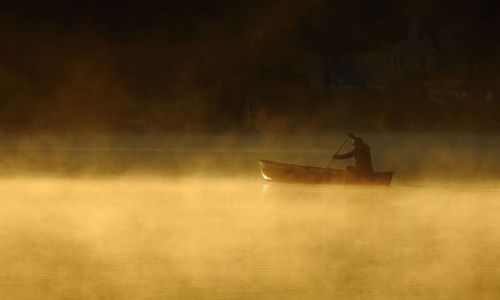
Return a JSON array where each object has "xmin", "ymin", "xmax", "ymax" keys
[{"xmin": 335, "ymin": 138, "xmax": 373, "ymax": 174}]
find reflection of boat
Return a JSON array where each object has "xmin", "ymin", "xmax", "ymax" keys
[{"xmin": 258, "ymin": 160, "xmax": 394, "ymax": 186}]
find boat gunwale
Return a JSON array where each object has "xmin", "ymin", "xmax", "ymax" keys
[{"xmin": 258, "ymin": 159, "xmax": 394, "ymax": 185}]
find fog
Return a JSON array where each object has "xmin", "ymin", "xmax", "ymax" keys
[
  {"xmin": 1, "ymin": 133, "xmax": 499, "ymax": 184},
  {"xmin": 2, "ymin": 1, "xmax": 499, "ymax": 298},
  {"xmin": 1, "ymin": 133, "xmax": 500, "ymax": 299}
]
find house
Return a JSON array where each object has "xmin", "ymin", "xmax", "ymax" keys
[
  {"xmin": 306, "ymin": 15, "xmax": 440, "ymax": 90},
  {"xmin": 392, "ymin": 16, "xmax": 438, "ymax": 79}
]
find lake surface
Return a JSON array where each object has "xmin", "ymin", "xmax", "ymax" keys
[{"xmin": 1, "ymin": 176, "xmax": 500, "ymax": 299}]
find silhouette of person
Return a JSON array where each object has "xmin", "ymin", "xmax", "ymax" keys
[{"xmin": 333, "ymin": 133, "xmax": 373, "ymax": 175}]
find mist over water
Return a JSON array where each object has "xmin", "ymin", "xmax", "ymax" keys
[
  {"xmin": 1, "ymin": 133, "xmax": 500, "ymax": 183},
  {"xmin": 1, "ymin": 133, "xmax": 500, "ymax": 299}
]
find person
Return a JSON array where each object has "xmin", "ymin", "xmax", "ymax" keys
[{"xmin": 333, "ymin": 133, "xmax": 373, "ymax": 175}]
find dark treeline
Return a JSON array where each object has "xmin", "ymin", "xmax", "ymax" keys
[{"xmin": 0, "ymin": 0, "xmax": 499, "ymax": 133}]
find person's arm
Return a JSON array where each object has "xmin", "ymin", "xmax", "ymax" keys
[{"xmin": 333, "ymin": 149, "xmax": 355, "ymax": 160}]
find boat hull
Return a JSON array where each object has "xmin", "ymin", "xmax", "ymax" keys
[{"xmin": 258, "ymin": 160, "xmax": 393, "ymax": 186}]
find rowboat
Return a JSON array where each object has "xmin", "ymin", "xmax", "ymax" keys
[{"xmin": 258, "ymin": 160, "xmax": 394, "ymax": 186}]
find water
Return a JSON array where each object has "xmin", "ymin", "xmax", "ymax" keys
[{"xmin": 1, "ymin": 177, "xmax": 500, "ymax": 299}]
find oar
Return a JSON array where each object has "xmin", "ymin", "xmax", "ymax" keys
[{"xmin": 325, "ymin": 138, "xmax": 348, "ymax": 169}]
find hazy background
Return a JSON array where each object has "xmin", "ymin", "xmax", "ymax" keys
[{"xmin": 0, "ymin": 0, "xmax": 499, "ymax": 134}]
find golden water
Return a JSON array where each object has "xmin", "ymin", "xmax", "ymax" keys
[{"xmin": 1, "ymin": 177, "xmax": 499, "ymax": 299}]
